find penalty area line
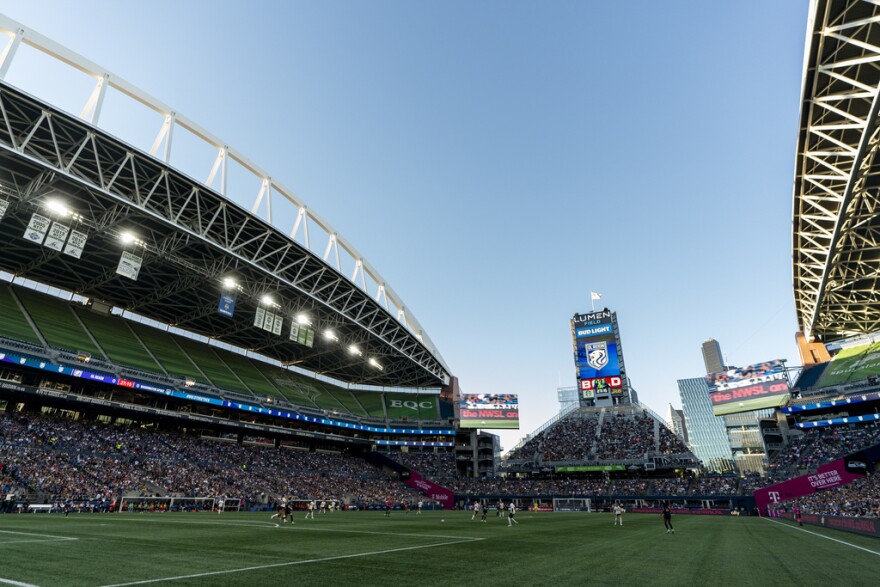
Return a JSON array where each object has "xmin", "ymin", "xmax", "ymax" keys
[
  {"xmin": 0, "ymin": 577, "xmax": 41, "ymax": 587},
  {"xmin": 763, "ymin": 517, "xmax": 880, "ymax": 556},
  {"xmin": 100, "ymin": 538, "xmax": 484, "ymax": 587}
]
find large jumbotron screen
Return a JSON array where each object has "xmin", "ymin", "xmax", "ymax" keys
[
  {"xmin": 706, "ymin": 359, "xmax": 791, "ymax": 416},
  {"xmin": 815, "ymin": 341, "xmax": 880, "ymax": 388},
  {"xmin": 572, "ymin": 310, "xmax": 623, "ymax": 393},
  {"xmin": 459, "ymin": 394, "xmax": 520, "ymax": 429}
]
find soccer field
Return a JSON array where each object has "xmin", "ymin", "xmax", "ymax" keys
[{"xmin": 0, "ymin": 511, "xmax": 877, "ymax": 586}]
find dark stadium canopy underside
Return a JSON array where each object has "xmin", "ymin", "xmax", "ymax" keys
[
  {"xmin": 0, "ymin": 82, "xmax": 448, "ymax": 388},
  {"xmin": 794, "ymin": 0, "xmax": 880, "ymax": 342}
]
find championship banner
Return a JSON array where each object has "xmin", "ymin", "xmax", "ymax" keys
[
  {"xmin": 23, "ymin": 212, "xmax": 51, "ymax": 244},
  {"xmin": 254, "ymin": 305, "xmax": 266, "ymax": 328},
  {"xmin": 217, "ymin": 293, "xmax": 236, "ymax": 317},
  {"xmin": 0, "ymin": 198, "xmax": 9, "ymax": 219},
  {"xmin": 116, "ymin": 251, "xmax": 143, "ymax": 281},
  {"xmin": 43, "ymin": 221, "xmax": 70, "ymax": 251},
  {"xmin": 63, "ymin": 230, "xmax": 87, "ymax": 259}
]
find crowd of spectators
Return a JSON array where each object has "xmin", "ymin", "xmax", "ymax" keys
[
  {"xmin": 767, "ymin": 423, "xmax": 880, "ymax": 482},
  {"xmin": 0, "ymin": 411, "xmax": 425, "ymax": 508},
  {"xmin": 792, "ymin": 474, "xmax": 880, "ymax": 518},
  {"xmin": 594, "ymin": 414, "xmax": 655, "ymax": 459},
  {"xmin": 380, "ymin": 451, "xmax": 456, "ymax": 479},
  {"xmin": 507, "ymin": 409, "xmax": 691, "ymax": 465},
  {"xmin": 506, "ymin": 416, "xmax": 599, "ymax": 463}
]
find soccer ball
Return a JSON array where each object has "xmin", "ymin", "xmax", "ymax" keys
[{"xmin": 441, "ymin": 519, "xmax": 445, "ymax": 523}]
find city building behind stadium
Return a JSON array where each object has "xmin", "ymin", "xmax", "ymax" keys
[{"xmin": 0, "ymin": 0, "xmax": 878, "ymax": 542}]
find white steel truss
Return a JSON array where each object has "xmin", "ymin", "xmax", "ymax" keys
[
  {"xmin": 0, "ymin": 13, "xmax": 449, "ymax": 384},
  {"xmin": 794, "ymin": 0, "xmax": 880, "ymax": 341}
]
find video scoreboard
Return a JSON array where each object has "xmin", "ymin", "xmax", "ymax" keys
[{"xmin": 571, "ymin": 309, "xmax": 629, "ymax": 404}]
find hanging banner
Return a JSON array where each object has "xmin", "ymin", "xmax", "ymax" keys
[
  {"xmin": 116, "ymin": 251, "xmax": 143, "ymax": 281},
  {"xmin": 0, "ymin": 198, "xmax": 9, "ymax": 220},
  {"xmin": 23, "ymin": 213, "xmax": 51, "ymax": 244},
  {"xmin": 272, "ymin": 314, "xmax": 283, "ymax": 336},
  {"xmin": 254, "ymin": 306, "xmax": 266, "ymax": 328},
  {"xmin": 218, "ymin": 293, "xmax": 236, "ymax": 318},
  {"xmin": 262, "ymin": 309, "xmax": 275, "ymax": 332},
  {"xmin": 289, "ymin": 323, "xmax": 300, "ymax": 341},
  {"xmin": 63, "ymin": 230, "xmax": 87, "ymax": 259},
  {"xmin": 43, "ymin": 221, "xmax": 70, "ymax": 251}
]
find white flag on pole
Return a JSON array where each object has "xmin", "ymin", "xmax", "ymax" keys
[{"xmin": 591, "ymin": 292, "xmax": 603, "ymax": 301}]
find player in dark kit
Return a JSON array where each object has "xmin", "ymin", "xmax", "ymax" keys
[{"xmin": 662, "ymin": 503, "xmax": 674, "ymax": 534}]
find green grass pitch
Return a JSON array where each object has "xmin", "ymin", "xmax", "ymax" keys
[{"xmin": 0, "ymin": 511, "xmax": 877, "ymax": 586}]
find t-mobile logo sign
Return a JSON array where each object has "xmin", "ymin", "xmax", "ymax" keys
[{"xmin": 768, "ymin": 491, "xmax": 781, "ymax": 503}]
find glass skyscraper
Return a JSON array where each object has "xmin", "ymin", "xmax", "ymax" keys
[{"xmin": 677, "ymin": 376, "xmax": 734, "ymax": 473}]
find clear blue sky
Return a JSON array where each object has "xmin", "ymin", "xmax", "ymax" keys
[{"xmin": 3, "ymin": 1, "xmax": 809, "ymax": 451}]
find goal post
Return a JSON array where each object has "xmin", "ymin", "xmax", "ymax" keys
[
  {"xmin": 119, "ymin": 496, "xmax": 230, "ymax": 512},
  {"xmin": 553, "ymin": 498, "xmax": 592, "ymax": 512}
]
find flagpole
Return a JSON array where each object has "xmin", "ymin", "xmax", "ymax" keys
[{"xmin": 591, "ymin": 292, "xmax": 595, "ymax": 313}]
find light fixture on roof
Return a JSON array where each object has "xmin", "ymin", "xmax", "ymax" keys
[
  {"xmin": 222, "ymin": 277, "xmax": 237, "ymax": 290},
  {"xmin": 348, "ymin": 344, "xmax": 362, "ymax": 356},
  {"xmin": 44, "ymin": 198, "xmax": 70, "ymax": 217},
  {"xmin": 323, "ymin": 329, "xmax": 338, "ymax": 342},
  {"xmin": 261, "ymin": 294, "xmax": 274, "ymax": 306},
  {"xmin": 368, "ymin": 357, "xmax": 384, "ymax": 371},
  {"xmin": 119, "ymin": 231, "xmax": 137, "ymax": 245},
  {"xmin": 296, "ymin": 313, "xmax": 311, "ymax": 325}
]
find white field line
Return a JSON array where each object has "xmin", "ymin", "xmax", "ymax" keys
[
  {"xmin": 764, "ymin": 517, "xmax": 880, "ymax": 556},
  {"xmin": 0, "ymin": 530, "xmax": 78, "ymax": 541},
  {"xmin": 102, "ymin": 517, "xmax": 475, "ymax": 540},
  {"xmin": 0, "ymin": 577, "xmax": 41, "ymax": 587},
  {"xmin": 98, "ymin": 518, "xmax": 279, "ymax": 529},
  {"xmin": 100, "ymin": 537, "xmax": 485, "ymax": 587},
  {"xmin": 0, "ymin": 538, "xmax": 79, "ymax": 546}
]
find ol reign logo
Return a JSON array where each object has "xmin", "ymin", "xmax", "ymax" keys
[{"xmin": 585, "ymin": 341, "xmax": 609, "ymax": 370}]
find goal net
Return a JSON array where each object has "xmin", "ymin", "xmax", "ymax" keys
[{"xmin": 119, "ymin": 496, "xmax": 240, "ymax": 512}]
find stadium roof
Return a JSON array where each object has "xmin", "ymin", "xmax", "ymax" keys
[
  {"xmin": 794, "ymin": 0, "xmax": 880, "ymax": 342},
  {"xmin": 0, "ymin": 15, "xmax": 450, "ymax": 388}
]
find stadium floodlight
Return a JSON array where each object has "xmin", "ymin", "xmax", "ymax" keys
[
  {"xmin": 323, "ymin": 329, "xmax": 338, "ymax": 342},
  {"xmin": 368, "ymin": 357, "xmax": 384, "ymax": 370},
  {"xmin": 295, "ymin": 313, "xmax": 311, "ymax": 325},
  {"xmin": 222, "ymin": 277, "xmax": 237, "ymax": 290},
  {"xmin": 261, "ymin": 294, "xmax": 274, "ymax": 306},
  {"xmin": 44, "ymin": 198, "xmax": 70, "ymax": 217},
  {"xmin": 348, "ymin": 344, "xmax": 362, "ymax": 356}
]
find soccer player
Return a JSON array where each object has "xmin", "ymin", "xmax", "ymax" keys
[
  {"xmin": 417, "ymin": 500, "xmax": 423, "ymax": 514},
  {"xmin": 271, "ymin": 497, "xmax": 287, "ymax": 523},
  {"xmin": 384, "ymin": 499, "xmax": 392, "ymax": 517},
  {"xmin": 481, "ymin": 502, "xmax": 488, "ymax": 523},
  {"xmin": 613, "ymin": 501, "xmax": 624, "ymax": 526},
  {"xmin": 305, "ymin": 500, "xmax": 315, "ymax": 519},
  {"xmin": 662, "ymin": 502, "xmax": 674, "ymax": 534},
  {"xmin": 497, "ymin": 500, "xmax": 504, "ymax": 517},
  {"xmin": 216, "ymin": 496, "xmax": 224, "ymax": 516},
  {"xmin": 471, "ymin": 501, "xmax": 480, "ymax": 521},
  {"xmin": 507, "ymin": 502, "xmax": 518, "ymax": 526}
]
